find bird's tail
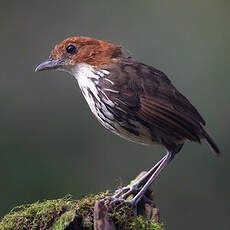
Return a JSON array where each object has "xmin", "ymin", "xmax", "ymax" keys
[{"xmin": 202, "ymin": 130, "xmax": 220, "ymax": 155}]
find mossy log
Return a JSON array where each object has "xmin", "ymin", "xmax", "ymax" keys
[{"xmin": 0, "ymin": 173, "xmax": 165, "ymax": 230}]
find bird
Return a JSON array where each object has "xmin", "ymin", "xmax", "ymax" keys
[{"xmin": 35, "ymin": 36, "xmax": 220, "ymax": 206}]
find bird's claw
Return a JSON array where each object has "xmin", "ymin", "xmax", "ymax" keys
[
  {"xmin": 114, "ymin": 183, "xmax": 140, "ymax": 198},
  {"xmin": 101, "ymin": 183, "xmax": 141, "ymax": 208},
  {"xmin": 101, "ymin": 196, "xmax": 136, "ymax": 207},
  {"xmin": 114, "ymin": 187, "xmax": 129, "ymax": 197}
]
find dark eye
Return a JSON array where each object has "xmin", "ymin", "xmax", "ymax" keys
[{"xmin": 66, "ymin": 45, "xmax": 77, "ymax": 54}]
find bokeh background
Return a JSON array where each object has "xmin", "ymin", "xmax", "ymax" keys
[{"xmin": 0, "ymin": 0, "xmax": 229, "ymax": 229}]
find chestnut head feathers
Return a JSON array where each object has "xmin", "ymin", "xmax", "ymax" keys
[{"xmin": 35, "ymin": 37, "xmax": 123, "ymax": 72}]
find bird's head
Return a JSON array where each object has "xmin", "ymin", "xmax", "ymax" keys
[{"xmin": 35, "ymin": 36, "xmax": 123, "ymax": 74}]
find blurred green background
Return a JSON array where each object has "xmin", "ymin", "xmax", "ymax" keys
[{"xmin": 0, "ymin": 0, "xmax": 229, "ymax": 229}]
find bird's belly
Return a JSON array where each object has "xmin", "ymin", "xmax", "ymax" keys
[
  {"xmin": 85, "ymin": 94, "xmax": 155, "ymax": 145},
  {"xmin": 112, "ymin": 122, "xmax": 156, "ymax": 145},
  {"xmin": 77, "ymin": 73, "xmax": 156, "ymax": 145}
]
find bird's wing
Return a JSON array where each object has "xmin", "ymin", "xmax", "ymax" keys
[
  {"xmin": 110, "ymin": 60, "xmax": 205, "ymax": 142},
  {"xmin": 139, "ymin": 94, "xmax": 201, "ymax": 142}
]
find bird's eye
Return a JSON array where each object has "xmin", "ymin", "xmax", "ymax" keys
[{"xmin": 66, "ymin": 45, "xmax": 77, "ymax": 54}]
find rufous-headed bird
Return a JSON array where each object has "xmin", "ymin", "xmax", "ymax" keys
[{"xmin": 35, "ymin": 36, "xmax": 220, "ymax": 206}]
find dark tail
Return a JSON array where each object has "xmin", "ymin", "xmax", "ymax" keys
[{"xmin": 202, "ymin": 130, "xmax": 220, "ymax": 155}]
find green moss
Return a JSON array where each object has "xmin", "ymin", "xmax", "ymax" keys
[
  {"xmin": 50, "ymin": 210, "xmax": 76, "ymax": 230},
  {"xmin": 0, "ymin": 192, "xmax": 164, "ymax": 230},
  {"xmin": 129, "ymin": 216, "xmax": 164, "ymax": 230},
  {"xmin": 110, "ymin": 204, "xmax": 164, "ymax": 230},
  {"xmin": 75, "ymin": 191, "xmax": 109, "ymax": 228},
  {"xmin": 0, "ymin": 195, "xmax": 75, "ymax": 230},
  {"xmin": 0, "ymin": 193, "xmax": 110, "ymax": 230},
  {"xmin": 76, "ymin": 191, "xmax": 109, "ymax": 214},
  {"xmin": 109, "ymin": 202, "xmax": 134, "ymax": 229}
]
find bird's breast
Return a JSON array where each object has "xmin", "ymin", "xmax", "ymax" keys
[
  {"xmin": 75, "ymin": 64, "xmax": 116, "ymax": 131},
  {"xmin": 74, "ymin": 63, "xmax": 155, "ymax": 145}
]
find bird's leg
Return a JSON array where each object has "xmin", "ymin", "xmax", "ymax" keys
[
  {"xmin": 107, "ymin": 151, "xmax": 173, "ymax": 207},
  {"xmin": 128, "ymin": 151, "xmax": 172, "ymax": 206},
  {"xmin": 113, "ymin": 154, "xmax": 168, "ymax": 199}
]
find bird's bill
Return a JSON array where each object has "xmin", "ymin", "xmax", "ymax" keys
[{"xmin": 35, "ymin": 59, "xmax": 64, "ymax": 72}]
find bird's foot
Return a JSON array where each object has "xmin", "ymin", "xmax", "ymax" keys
[
  {"xmin": 102, "ymin": 196, "xmax": 135, "ymax": 206},
  {"xmin": 102, "ymin": 172, "xmax": 151, "ymax": 208},
  {"xmin": 101, "ymin": 192, "xmax": 155, "ymax": 217},
  {"xmin": 101, "ymin": 184, "xmax": 140, "ymax": 209},
  {"xmin": 102, "ymin": 181, "xmax": 153, "ymax": 207},
  {"xmin": 114, "ymin": 183, "xmax": 140, "ymax": 200}
]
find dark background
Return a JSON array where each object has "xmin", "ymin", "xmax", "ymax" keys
[{"xmin": 0, "ymin": 1, "xmax": 229, "ymax": 229}]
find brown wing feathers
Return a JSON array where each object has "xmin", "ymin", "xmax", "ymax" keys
[
  {"xmin": 139, "ymin": 93, "xmax": 220, "ymax": 154},
  {"xmin": 172, "ymin": 91, "xmax": 206, "ymax": 126},
  {"xmin": 140, "ymin": 96, "xmax": 201, "ymax": 142}
]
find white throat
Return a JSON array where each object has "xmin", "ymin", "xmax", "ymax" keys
[
  {"xmin": 70, "ymin": 63, "xmax": 103, "ymax": 103},
  {"xmin": 70, "ymin": 63, "xmax": 96, "ymax": 79},
  {"xmin": 67, "ymin": 63, "xmax": 115, "ymax": 129}
]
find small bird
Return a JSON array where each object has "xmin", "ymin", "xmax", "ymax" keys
[{"xmin": 35, "ymin": 36, "xmax": 220, "ymax": 206}]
